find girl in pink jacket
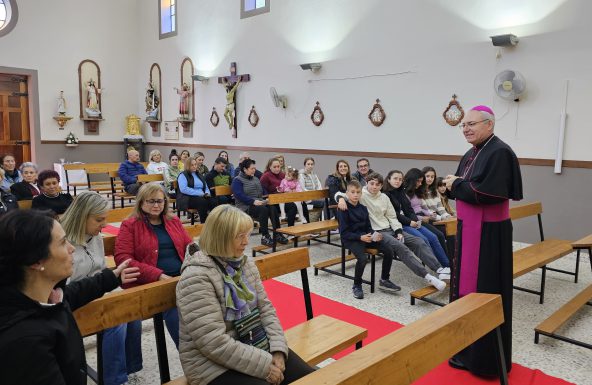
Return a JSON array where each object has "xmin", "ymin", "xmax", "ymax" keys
[{"xmin": 278, "ymin": 168, "xmax": 307, "ymax": 224}]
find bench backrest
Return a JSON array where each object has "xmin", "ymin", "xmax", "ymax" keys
[
  {"xmin": 138, "ymin": 174, "xmax": 164, "ymax": 183},
  {"xmin": 63, "ymin": 163, "xmax": 88, "ymax": 171},
  {"xmin": 212, "ymin": 185, "xmax": 232, "ymax": 196},
  {"xmin": 267, "ymin": 189, "xmax": 329, "ymax": 205},
  {"xmin": 184, "ymin": 223, "xmax": 203, "ymax": 239},
  {"xmin": 291, "ymin": 293, "xmax": 504, "ymax": 385},
  {"xmin": 106, "ymin": 207, "xmax": 133, "ymax": 223},
  {"xmin": 17, "ymin": 199, "xmax": 32, "ymax": 210},
  {"xmin": 102, "ymin": 235, "xmax": 116, "ymax": 256},
  {"xmin": 509, "ymin": 201, "xmax": 542, "ymax": 221},
  {"xmin": 74, "ymin": 247, "xmax": 312, "ymax": 336}
]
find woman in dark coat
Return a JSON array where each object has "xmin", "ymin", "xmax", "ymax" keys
[{"xmin": 0, "ymin": 210, "xmax": 138, "ymax": 385}]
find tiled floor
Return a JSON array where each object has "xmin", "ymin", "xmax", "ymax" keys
[{"xmin": 85, "ymin": 235, "xmax": 592, "ymax": 384}]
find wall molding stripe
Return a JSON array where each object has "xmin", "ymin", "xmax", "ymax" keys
[{"xmin": 39, "ymin": 140, "xmax": 592, "ymax": 169}]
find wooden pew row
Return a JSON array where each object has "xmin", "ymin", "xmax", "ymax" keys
[
  {"xmin": 412, "ymin": 202, "xmax": 575, "ymax": 306},
  {"xmin": 76, "ymin": 247, "xmax": 367, "ymax": 384},
  {"xmin": 534, "ymin": 284, "xmax": 592, "ymax": 349},
  {"xmin": 291, "ymin": 293, "xmax": 508, "ymax": 385},
  {"xmin": 250, "ymin": 189, "xmax": 338, "ymax": 256}
]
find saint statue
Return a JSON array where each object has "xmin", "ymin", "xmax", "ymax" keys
[
  {"xmin": 174, "ymin": 83, "xmax": 191, "ymax": 119},
  {"xmin": 57, "ymin": 91, "xmax": 67, "ymax": 116},
  {"xmin": 145, "ymin": 81, "xmax": 160, "ymax": 119},
  {"xmin": 86, "ymin": 79, "xmax": 102, "ymax": 117},
  {"xmin": 222, "ymin": 77, "xmax": 241, "ymax": 131}
]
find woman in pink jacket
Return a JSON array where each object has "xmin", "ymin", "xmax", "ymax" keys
[{"xmin": 115, "ymin": 182, "xmax": 192, "ymax": 360}]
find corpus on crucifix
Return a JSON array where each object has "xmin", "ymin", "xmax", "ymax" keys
[{"xmin": 218, "ymin": 62, "xmax": 250, "ymax": 138}]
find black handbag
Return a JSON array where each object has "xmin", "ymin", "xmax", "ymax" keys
[
  {"xmin": 212, "ymin": 257, "xmax": 270, "ymax": 352},
  {"xmin": 0, "ymin": 189, "xmax": 18, "ymax": 216}
]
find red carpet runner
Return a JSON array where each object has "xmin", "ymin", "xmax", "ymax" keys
[{"xmin": 263, "ymin": 279, "xmax": 573, "ymax": 385}]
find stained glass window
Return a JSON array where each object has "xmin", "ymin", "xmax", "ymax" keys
[
  {"xmin": 159, "ymin": 0, "xmax": 177, "ymax": 39},
  {"xmin": 241, "ymin": 0, "xmax": 269, "ymax": 19}
]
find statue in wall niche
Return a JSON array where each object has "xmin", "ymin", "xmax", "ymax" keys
[
  {"xmin": 174, "ymin": 83, "xmax": 191, "ymax": 120},
  {"xmin": 57, "ymin": 91, "xmax": 67, "ymax": 116},
  {"xmin": 145, "ymin": 81, "xmax": 160, "ymax": 120},
  {"xmin": 86, "ymin": 78, "xmax": 102, "ymax": 118}
]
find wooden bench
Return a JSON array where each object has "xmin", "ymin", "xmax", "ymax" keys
[
  {"xmin": 76, "ymin": 247, "xmax": 367, "ymax": 384},
  {"xmin": 571, "ymin": 234, "xmax": 592, "ymax": 283},
  {"xmin": 211, "ymin": 184, "xmax": 232, "ymax": 205},
  {"xmin": 163, "ymin": 247, "xmax": 367, "ymax": 385},
  {"xmin": 411, "ymin": 201, "xmax": 575, "ymax": 306},
  {"xmin": 291, "ymin": 293, "xmax": 508, "ymax": 385},
  {"xmin": 313, "ymin": 247, "xmax": 380, "ymax": 293},
  {"xmin": 63, "ymin": 163, "xmax": 89, "ymax": 195},
  {"xmin": 534, "ymin": 284, "xmax": 592, "ymax": 349},
  {"xmin": 109, "ymin": 170, "xmax": 136, "ymax": 209},
  {"xmin": 105, "ymin": 207, "xmax": 133, "ymax": 224}
]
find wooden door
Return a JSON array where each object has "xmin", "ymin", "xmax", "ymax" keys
[{"xmin": 0, "ymin": 74, "xmax": 31, "ymax": 166}]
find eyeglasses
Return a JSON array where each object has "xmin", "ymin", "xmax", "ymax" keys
[
  {"xmin": 459, "ymin": 119, "xmax": 489, "ymax": 129},
  {"xmin": 145, "ymin": 199, "xmax": 166, "ymax": 205}
]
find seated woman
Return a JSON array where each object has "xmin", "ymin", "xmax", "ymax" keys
[
  {"xmin": 384, "ymin": 170, "xmax": 450, "ymax": 269},
  {"xmin": 231, "ymin": 159, "xmax": 287, "ymax": 246},
  {"xmin": 179, "ymin": 149, "xmax": 191, "ymax": 171},
  {"xmin": 260, "ymin": 157, "xmax": 298, "ymax": 225},
  {"xmin": 10, "ymin": 162, "xmax": 40, "ymax": 200},
  {"xmin": 298, "ymin": 157, "xmax": 324, "ymax": 222},
  {"xmin": 61, "ymin": 191, "xmax": 142, "ymax": 385},
  {"xmin": 1, "ymin": 153, "xmax": 22, "ymax": 191},
  {"xmin": 404, "ymin": 168, "xmax": 449, "ymax": 267},
  {"xmin": 177, "ymin": 156, "xmax": 214, "ymax": 223},
  {"xmin": 115, "ymin": 183, "xmax": 193, "ymax": 351},
  {"xmin": 217, "ymin": 150, "xmax": 235, "ymax": 177},
  {"xmin": 421, "ymin": 166, "xmax": 451, "ymax": 221},
  {"xmin": 146, "ymin": 149, "xmax": 168, "ymax": 175},
  {"xmin": 0, "ymin": 168, "xmax": 18, "ymax": 216},
  {"xmin": 0, "ymin": 210, "xmax": 136, "ymax": 385},
  {"xmin": 326, "ymin": 160, "xmax": 352, "ymax": 216},
  {"xmin": 193, "ymin": 151, "xmax": 210, "ymax": 177},
  {"xmin": 32, "ymin": 170, "xmax": 73, "ymax": 215},
  {"xmin": 177, "ymin": 204, "xmax": 315, "ymax": 385},
  {"xmin": 436, "ymin": 176, "xmax": 456, "ymax": 216},
  {"xmin": 164, "ymin": 150, "xmax": 182, "ymax": 198}
]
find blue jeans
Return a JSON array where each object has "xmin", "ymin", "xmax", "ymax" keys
[
  {"xmin": 403, "ymin": 226, "xmax": 449, "ymax": 267},
  {"xmin": 102, "ymin": 309, "xmax": 179, "ymax": 385},
  {"xmin": 102, "ymin": 321, "xmax": 143, "ymax": 385}
]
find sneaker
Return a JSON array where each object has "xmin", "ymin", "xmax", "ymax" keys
[
  {"xmin": 378, "ymin": 279, "xmax": 401, "ymax": 293},
  {"xmin": 352, "ymin": 285, "xmax": 364, "ymax": 299},
  {"xmin": 437, "ymin": 267, "xmax": 451, "ymax": 275},
  {"xmin": 438, "ymin": 273, "xmax": 451, "ymax": 281},
  {"xmin": 425, "ymin": 274, "xmax": 446, "ymax": 291},
  {"xmin": 274, "ymin": 233, "xmax": 289, "ymax": 244},
  {"xmin": 330, "ymin": 229, "xmax": 340, "ymax": 235},
  {"xmin": 261, "ymin": 235, "xmax": 274, "ymax": 247}
]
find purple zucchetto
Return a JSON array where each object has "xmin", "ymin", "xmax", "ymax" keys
[{"xmin": 470, "ymin": 105, "xmax": 495, "ymax": 116}]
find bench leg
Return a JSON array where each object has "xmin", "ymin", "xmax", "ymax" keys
[
  {"xmin": 153, "ymin": 313, "xmax": 171, "ymax": 383},
  {"xmin": 494, "ymin": 327, "xmax": 509, "ymax": 385},
  {"xmin": 540, "ymin": 265, "xmax": 547, "ymax": 304},
  {"xmin": 355, "ymin": 341, "xmax": 363, "ymax": 350},
  {"xmin": 534, "ymin": 331, "xmax": 540, "ymax": 344},
  {"xmin": 574, "ymin": 249, "xmax": 580, "ymax": 283},
  {"xmin": 300, "ymin": 269, "xmax": 314, "ymax": 320},
  {"xmin": 370, "ymin": 254, "xmax": 376, "ymax": 293}
]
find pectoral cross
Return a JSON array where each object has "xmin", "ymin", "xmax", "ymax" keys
[{"xmin": 218, "ymin": 62, "xmax": 250, "ymax": 138}]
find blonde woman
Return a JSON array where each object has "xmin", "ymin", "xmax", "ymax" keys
[
  {"xmin": 61, "ymin": 191, "xmax": 142, "ymax": 385},
  {"xmin": 177, "ymin": 205, "xmax": 314, "ymax": 385},
  {"xmin": 146, "ymin": 149, "xmax": 168, "ymax": 175}
]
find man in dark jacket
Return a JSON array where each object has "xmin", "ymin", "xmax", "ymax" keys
[
  {"xmin": 205, "ymin": 157, "xmax": 233, "ymax": 205},
  {"xmin": 118, "ymin": 149, "xmax": 147, "ymax": 194}
]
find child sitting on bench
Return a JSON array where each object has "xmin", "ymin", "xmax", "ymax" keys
[{"xmin": 278, "ymin": 167, "xmax": 307, "ymax": 225}]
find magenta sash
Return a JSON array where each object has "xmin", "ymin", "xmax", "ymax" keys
[{"xmin": 456, "ymin": 200, "xmax": 509, "ymax": 297}]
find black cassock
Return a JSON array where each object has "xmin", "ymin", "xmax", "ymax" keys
[{"xmin": 448, "ymin": 134, "xmax": 523, "ymax": 376}]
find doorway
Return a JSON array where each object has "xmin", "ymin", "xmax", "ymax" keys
[{"xmin": 0, "ymin": 73, "xmax": 31, "ymax": 165}]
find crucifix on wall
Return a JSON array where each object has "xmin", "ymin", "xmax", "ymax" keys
[{"xmin": 218, "ymin": 62, "xmax": 250, "ymax": 138}]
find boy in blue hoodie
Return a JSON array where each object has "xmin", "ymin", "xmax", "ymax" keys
[{"xmin": 337, "ymin": 180, "xmax": 386, "ymax": 299}]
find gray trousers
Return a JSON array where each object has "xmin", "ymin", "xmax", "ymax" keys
[{"xmin": 377, "ymin": 229, "xmax": 441, "ymax": 278}]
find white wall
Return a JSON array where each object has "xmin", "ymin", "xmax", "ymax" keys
[
  {"xmin": 3, "ymin": 0, "xmax": 591, "ymax": 161},
  {"xmin": 137, "ymin": 0, "xmax": 592, "ymax": 161},
  {"xmin": 0, "ymin": 0, "xmax": 140, "ymax": 142}
]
